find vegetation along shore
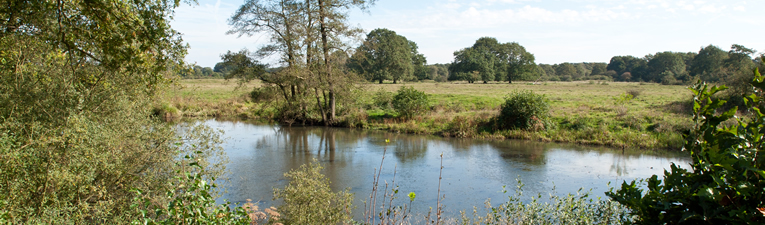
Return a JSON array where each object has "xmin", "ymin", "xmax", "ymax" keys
[{"xmin": 160, "ymin": 78, "xmax": 693, "ymax": 150}]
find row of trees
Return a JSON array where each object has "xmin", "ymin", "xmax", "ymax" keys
[
  {"xmin": 537, "ymin": 62, "xmax": 608, "ymax": 81},
  {"xmin": 178, "ymin": 65, "xmax": 226, "ymax": 78},
  {"xmin": 605, "ymin": 45, "xmax": 763, "ymax": 86}
]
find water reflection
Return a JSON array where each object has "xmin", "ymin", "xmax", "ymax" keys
[{"xmin": 205, "ymin": 119, "xmax": 690, "ymax": 219}]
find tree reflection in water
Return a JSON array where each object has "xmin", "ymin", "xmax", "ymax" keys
[{"xmin": 205, "ymin": 119, "xmax": 689, "ymax": 221}]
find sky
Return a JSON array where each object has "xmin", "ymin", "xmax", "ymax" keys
[{"xmin": 171, "ymin": 0, "xmax": 765, "ymax": 68}]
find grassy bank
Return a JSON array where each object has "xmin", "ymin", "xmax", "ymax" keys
[{"xmin": 159, "ymin": 79, "xmax": 693, "ymax": 150}]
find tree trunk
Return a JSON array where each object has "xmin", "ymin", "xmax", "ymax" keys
[
  {"xmin": 378, "ymin": 79, "xmax": 383, "ymax": 84},
  {"xmin": 318, "ymin": 0, "xmax": 335, "ymax": 124}
]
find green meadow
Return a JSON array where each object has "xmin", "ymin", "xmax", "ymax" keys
[{"xmin": 162, "ymin": 79, "xmax": 694, "ymax": 150}]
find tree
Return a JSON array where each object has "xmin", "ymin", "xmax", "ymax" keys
[
  {"xmin": 410, "ymin": 41, "xmax": 429, "ymax": 81},
  {"xmin": 555, "ymin": 63, "xmax": 577, "ymax": 78},
  {"xmin": 348, "ymin": 28, "xmax": 416, "ymax": 84},
  {"xmin": 690, "ymin": 45, "xmax": 728, "ymax": 81},
  {"xmin": 450, "ymin": 37, "xmax": 536, "ymax": 83},
  {"xmin": 315, "ymin": 0, "xmax": 375, "ymax": 122},
  {"xmin": 450, "ymin": 46, "xmax": 495, "ymax": 83},
  {"xmin": 590, "ymin": 63, "xmax": 607, "ymax": 75},
  {"xmin": 722, "ymin": 44, "xmax": 757, "ymax": 95},
  {"xmin": 228, "ymin": 0, "xmax": 375, "ymax": 124},
  {"xmin": 498, "ymin": 42, "xmax": 537, "ymax": 83},
  {"xmin": 0, "ymin": 0, "xmax": 230, "ymax": 222},
  {"xmin": 607, "ymin": 56, "xmax": 648, "ymax": 81},
  {"xmin": 647, "ymin": 51, "xmax": 687, "ymax": 83}
]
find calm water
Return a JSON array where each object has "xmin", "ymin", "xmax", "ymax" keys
[{"xmin": 205, "ymin": 119, "xmax": 690, "ymax": 218}]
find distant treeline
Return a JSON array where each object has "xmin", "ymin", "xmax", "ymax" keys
[
  {"xmin": 178, "ymin": 64, "xmax": 225, "ymax": 79},
  {"xmin": 194, "ymin": 28, "xmax": 764, "ymax": 87}
]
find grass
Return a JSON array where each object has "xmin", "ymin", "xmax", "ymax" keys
[
  {"xmin": 160, "ymin": 79, "xmax": 693, "ymax": 150},
  {"xmin": 158, "ymin": 79, "xmax": 260, "ymax": 118}
]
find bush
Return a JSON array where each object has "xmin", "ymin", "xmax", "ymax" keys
[
  {"xmin": 250, "ymin": 86, "xmax": 277, "ymax": 102},
  {"xmin": 372, "ymin": 89, "xmax": 394, "ymax": 110},
  {"xmin": 273, "ymin": 160, "xmax": 353, "ymax": 225},
  {"xmin": 498, "ymin": 90, "xmax": 550, "ymax": 130},
  {"xmin": 392, "ymin": 86, "xmax": 429, "ymax": 119},
  {"xmin": 607, "ymin": 70, "xmax": 765, "ymax": 224},
  {"xmin": 626, "ymin": 89, "xmax": 641, "ymax": 99}
]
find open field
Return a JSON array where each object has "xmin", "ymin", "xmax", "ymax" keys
[{"xmin": 160, "ymin": 79, "xmax": 693, "ymax": 150}]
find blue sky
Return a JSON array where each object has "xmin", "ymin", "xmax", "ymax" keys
[{"xmin": 172, "ymin": 0, "xmax": 764, "ymax": 67}]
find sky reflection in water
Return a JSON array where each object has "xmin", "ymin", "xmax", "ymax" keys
[{"xmin": 206, "ymin": 119, "xmax": 690, "ymax": 219}]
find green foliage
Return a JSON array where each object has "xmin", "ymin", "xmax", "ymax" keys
[
  {"xmin": 0, "ymin": 0, "xmax": 240, "ymax": 222},
  {"xmin": 607, "ymin": 69, "xmax": 765, "ymax": 224},
  {"xmin": 392, "ymin": 86, "xmax": 430, "ymax": 119},
  {"xmin": 463, "ymin": 179, "xmax": 633, "ymax": 224},
  {"xmin": 250, "ymin": 86, "xmax": 277, "ymax": 103},
  {"xmin": 349, "ymin": 28, "xmax": 417, "ymax": 84},
  {"xmin": 373, "ymin": 89, "xmax": 395, "ymax": 110},
  {"xmin": 450, "ymin": 37, "xmax": 536, "ymax": 83},
  {"xmin": 498, "ymin": 90, "xmax": 550, "ymax": 130},
  {"xmin": 613, "ymin": 93, "xmax": 634, "ymax": 105},
  {"xmin": 273, "ymin": 160, "xmax": 354, "ymax": 225},
  {"xmin": 133, "ymin": 153, "xmax": 251, "ymax": 225}
]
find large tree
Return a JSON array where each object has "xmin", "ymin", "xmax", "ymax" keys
[
  {"xmin": 689, "ymin": 45, "xmax": 728, "ymax": 81},
  {"xmin": 348, "ymin": 28, "xmax": 418, "ymax": 84},
  {"xmin": 497, "ymin": 42, "xmax": 537, "ymax": 83},
  {"xmin": 228, "ymin": 0, "xmax": 374, "ymax": 124},
  {"xmin": 450, "ymin": 37, "xmax": 536, "ymax": 83},
  {"xmin": 449, "ymin": 46, "xmax": 496, "ymax": 83},
  {"xmin": 647, "ymin": 51, "xmax": 687, "ymax": 83}
]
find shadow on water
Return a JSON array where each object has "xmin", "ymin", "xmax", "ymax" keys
[{"xmin": 202, "ymin": 119, "xmax": 690, "ymax": 220}]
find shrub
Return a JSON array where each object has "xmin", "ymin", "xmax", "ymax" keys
[
  {"xmin": 250, "ymin": 86, "xmax": 277, "ymax": 102},
  {"xmin": 626, "ymin": 89, "xmax": 641, "ymax": 99},
  {"xmin": 273, "ymin": 159, "xmax": 354, "ymax": 225},
  {"xmin": 133, "ymin": 154, "xmax": 253, "ymax": 225},
  {"xmin": 498, "ymin": 90, "xmax": 550, "ymax": 130},
  {"xmin": 392, "ymin": 86, "xmax": 429, "ymax": 119},
  {"xmin": 372, "ymin": 88, "xmax": 394, "ymax": 110},
  {"xmin": 607, "ymin": 70, "xmax": 765, "ymax": 224}
]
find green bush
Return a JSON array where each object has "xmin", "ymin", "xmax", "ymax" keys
[
  {"xmin": 373, "ymin": 88, "xmax": 394, "ymax": 110},
  {"xmin": 607, "ymin": 70, "xmax": 765, "ymax": 224},
  {"xmin": 392, "ymin": 86, "xmax": 429, "ymax": 119},
  {"xmin": 273, "ymin": 159, "xmax": 354, "ymax": 225},
  {"xmin": 498, "ymin": 90, "xmax": 550, "ymax": 130},
  {"xmin": 133, "ymin": 154, "xmax": 251, "ymax": 225},
  {"xmin": 250, "ymin": 86, "xmax": 277, "ymax": 102}
]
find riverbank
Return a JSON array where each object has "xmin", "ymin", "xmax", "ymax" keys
[{"xmin": 157, "ymin": 79, "xmax": 693, "ymax": 150}]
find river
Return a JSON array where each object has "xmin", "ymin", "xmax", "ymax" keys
[{"xmin": 204, "ymin": 119, "xmax": 690, "ymax": 219}]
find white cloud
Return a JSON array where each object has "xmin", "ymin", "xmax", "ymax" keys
[{"xmin": 172, "ymin": 0, "xmax": 765, "ymax": 65}]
